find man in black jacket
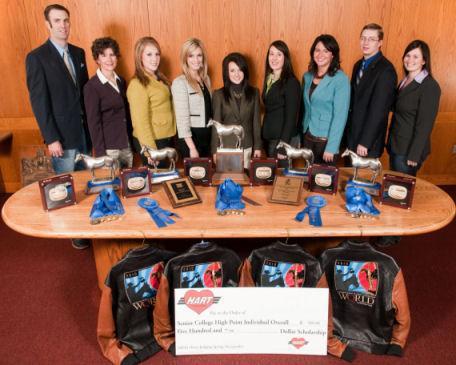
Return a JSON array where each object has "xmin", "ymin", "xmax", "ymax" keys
[
  {"xmin": 26, "ymin": 4, "xmax": 91, "ymax": 249},
  {"xmin": 344, "ymin": 23, "xmax": 397, "ymax": 158}
]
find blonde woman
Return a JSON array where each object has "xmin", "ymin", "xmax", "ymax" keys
[
  {"xmin": 127, "ymin": 36, "xmax": 176, "ymax": 167},
  {"xmin": 172, "ymin": 38, "xmax": 212, "ymax": 158}
]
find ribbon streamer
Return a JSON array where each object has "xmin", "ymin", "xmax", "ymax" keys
[
  {"xmin": 90, "ymin": 188, "xmax": 125, "ymax": 224},
  {"xmin": 138, "ymin": 198, "xmax": 180, "ymax": 228},
  {"xmin": 295, "ymin": 195, "xmax": 327, "ymax": 226},
  {"xmin": 215, "ymin": 178, "xmax": 245, "ymax": 213}
]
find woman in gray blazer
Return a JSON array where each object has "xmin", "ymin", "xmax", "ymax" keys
[
  {"xmin": 212, "ymin": 53, "xmax": 262, "ymax": 168},
  {"xmin": 172, "ymin": 38, "xmax": 212, "ymax": 158},
  {"xmin": 387, "ymin": 40, "xmax": 441, "ymax": 176}
]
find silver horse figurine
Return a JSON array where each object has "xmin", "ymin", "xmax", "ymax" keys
[
  {"xmin": 207, "ymin": 119, "xmax": 245, "ymax": 149},
  {"xmin": 140, "ymin": 145, "xmax": 178, "ymax": 171},
  {"xmin": 341, "ymin": 149, "xmax": 382, "ymax": 183},
  {"xmin": 276, "ymin": 141, "xmax": 314, "ymax": 171},
  {"xmin": 74, "ymin": 153, "xmax": 117, "ymax": 181}
]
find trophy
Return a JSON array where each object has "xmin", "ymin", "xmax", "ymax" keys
[
  {"xmin": 207, "ymin": 119, "xmax": 249, "ymax": 184},
  {"xmin": 74, "ymin": 153, "xmax": 120, "ymax": 194},
  {"xmin": 276, "ymin": 141, "xmax": 313, "ymax": 181},
  {"xmin": 140, "ymin": 145, "xmax": 179, "ymax": 184},
  {"xmin": 341, "ymin": 149, "xmax": 382, "ymax": 196}
]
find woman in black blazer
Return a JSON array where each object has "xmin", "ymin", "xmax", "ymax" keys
[
  {"xmin": 212, "ymin": 53, "xmax": 262, "ymax": 168},
  {"xmin": 387, "ymin": 40, "xmax": 441, "ymax": 176},
  {"xmin": 84, "ymin": 37, "xmax": 133, "ymax": 167},
  {"xmin": 261, "ymin": 40, "xmax": 301, "ymax": 165}
]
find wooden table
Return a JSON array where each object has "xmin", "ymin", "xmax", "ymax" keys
[{"xmin": 2, "ymin": 169, "xmax": 455, "ymax": 288}]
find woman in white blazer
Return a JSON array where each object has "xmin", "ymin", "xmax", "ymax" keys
[{"xmin": 172, "ymin": 38, "xmax": 212, "ymax": 158}]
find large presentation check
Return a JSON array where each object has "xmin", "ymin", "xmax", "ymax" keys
[{"xmin": 174, "ymin": 287, "xmax": 329, "ymax": 355}]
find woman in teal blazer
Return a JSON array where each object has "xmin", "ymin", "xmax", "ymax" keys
[{"xmin": 302, "ymin": 34, "xmax": 350, "ymax": 164}]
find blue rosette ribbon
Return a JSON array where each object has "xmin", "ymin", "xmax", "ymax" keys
[
  {"xmin": 90, "ymin": 188, "xmax": 125, "ymax": 224},
  {"xmin": 215, "ymin": 178, "xmax": 245, "ymax": 213},
  {"xmin": 345, "ymin": 185, "xmax": 380, "ymax": 217},
  {"xmin": 138, "ymin": 198, "xmax": 180, "ymax": 228},
  {"xmin": 295, "ymin": 195, "xmax": 327, "ymax": 226}
]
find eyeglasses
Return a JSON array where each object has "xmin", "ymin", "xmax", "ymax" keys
[{"xmin": 360, "ymin": 37, "xmax": 379, "ymax": 43}]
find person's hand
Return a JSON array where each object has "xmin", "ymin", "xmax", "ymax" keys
[
  {"xmin": 189, "ymin": 148, "xmax": 199, "ymax": 159},
  {"xmin": 277, "ymin": 153, "xmax": 287, "ymax": 160},
  {"xmin": 253, "ymin": 149, "xmax": 262, "ymax": 158},
  {"xmin": 407, "ymin": 160, "xmax": 418, "ymax": 167},
  {"xmin": 356, "ymin": 144, "xmax": 368, "ymax": 157},
  {"xmin": 323, "ymin": 152, "xmax": 334, "ymax": 162},
  {"xmin": 147, "ymin": 157, "xmax": 156, "ymax": 166},
  {"xmin": 212, "ymin": 153, "xmax": 217, "ymax": 164},
  {"xmin": 48, "ymin": 141, "xmax": 63, "ymax": 157}
]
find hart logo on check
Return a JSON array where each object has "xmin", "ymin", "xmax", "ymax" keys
[
  {"xmin": 289, "ymin": 337, "xmax": 309, "ymax": 349},
  {"xmin": 178, "ymin": 289, "xmax": 221, "ymax": 314}
]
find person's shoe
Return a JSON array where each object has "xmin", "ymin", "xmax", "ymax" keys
[
  {"xmin": 374, "ymin": 236, "xmax": 401, "ymax": 248},
  {"xmin": 71, "ymin": 238, "xmax": 91, "ymax": 250}
]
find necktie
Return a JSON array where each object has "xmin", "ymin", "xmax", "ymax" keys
[
  {"xmin": 63, "ymin": 49, "xmax": 76, "ymax": 84},
  {"xmin": 356, "ymin": 60, "xmax": 365, "ymax": 85}
]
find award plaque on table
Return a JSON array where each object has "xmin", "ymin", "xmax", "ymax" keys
[
  {"xmin": 249, "ymin": 158, "xmax": 277, "ymax": 186},
  {"xmin": 308, "ymin": 164, "xmax": 339, "ymax": 195},
  {"xmin": 268, "ymin": 175, "xmax": 304, "ymax": 206},
  {"xmin": 380, "ymin": 173, "xmax": 416, "ymax": 209},
  {"xmin": 184, "ymin": 158, "xmax": 213, "ymax": 186},
  {"xmin": 120, "ymin": 167, "xmax": 151, "ymax": 198},
  {"xmin": 39, "ymin": 174, "xmax": 76, "ymax": 211},
  {"xmin": 163, "ymin": 177, "xmax": 202, "ymax": 208}
]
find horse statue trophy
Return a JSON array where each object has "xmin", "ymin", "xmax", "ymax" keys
[
  {"xmin": 74, "ymin": 153, "xmax": 120, "ymax": 194},
  {"xmin": 140, "ymin": 145, "xmax": 179, "ymax": 184},
  {"xmin": 276, "ymin": 141, "xmax": 314, "ymax": 181},
  {"xmin": 207, "ymin": 119, "xmax": 248, "ymax": 184},
  {"xmin": 341, "ymin": 148, "xmax": 382, "ymax": 195}
]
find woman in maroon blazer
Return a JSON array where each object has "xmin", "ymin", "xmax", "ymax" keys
[{"xmin": 84, "ymin": 37, "xmax": 133, "ymax": 167}]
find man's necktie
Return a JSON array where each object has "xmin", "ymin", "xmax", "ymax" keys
[
  {"xmin": 356, "ymin": 60, "xmax": 366, "ymax": 85},
  {"xmin": 63, "ymin": 49, "xmax": 76, "ymax": 84}
]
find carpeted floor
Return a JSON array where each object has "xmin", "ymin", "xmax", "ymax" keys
[{"xmin": 0, "ymin": 188, "xmax": 455, "ymax": 365}]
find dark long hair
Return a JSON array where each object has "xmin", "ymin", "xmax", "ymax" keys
[
  {"xmin": 262, "ymin": 40, "xmax": 296, "ymax": 95},
  {"xmin": 308, "ymin": 34, "xmax": 341, "ymax": 77},
  {"xmin": 221, "ymin": 52, "xmax": 255, "ymax": 102},
  {"xmin": 402, "ymin": 40, "xmax": 432, "ymax": 76}
]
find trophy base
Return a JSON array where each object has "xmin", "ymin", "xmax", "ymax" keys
[
  {"xmin": 85, "ymin": 177, "xmax": 121, "ymax": 194},
  {"xmin": 150, "ymin": 169, "xmax": 179, "ymax": 184},
  {"xmin": 212, "ymin": 172, "xmax": 250, "ymax": 186},
  {"xmin": 346, "ymin": 179, "xmax": 381, "ymax": 196},
  {"xmin": 216, "ymin": 150, "xmax": 244, "ymax": 173},
  {"xmin": 282, "ymin": 168, "xmax": 309, "ymax": 182}
]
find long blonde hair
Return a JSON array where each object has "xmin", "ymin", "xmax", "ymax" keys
[
  {"xmin": 133, "ymin": 36, "xmax": 169, "ymax": 86},
  {"xmin": 180, "ymin": 38, "xmax": 209, "ymax": 93}
]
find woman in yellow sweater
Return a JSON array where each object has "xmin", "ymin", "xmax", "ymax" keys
[{"xmin": 127, "ymin": 36, "xmax": 176, "ymax": 167}]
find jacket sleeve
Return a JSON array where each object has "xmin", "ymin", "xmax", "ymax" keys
[
  {"xmin": 280, "ymin": 77, "xmax": 301, "ymax": 142},
  {"xmin": 252, "ymin": 89, "xmax": 262, "ymax": 150},
  {"xmin": 172, "ymin": 77, "xmax": 192, "ymax": 139},
  {"xmin": 407, "ymin": 80, "xmax": 441, "ymax": 162},
  {"xmin": 359, "ymin": 66, "xmax": 397, "ymax": 150},
  {"xmin": 317, "ymin": 274, "xmax": 348, "ymax": 359},
  {"xmin": 325, "ymin": 73, "xmax": 351, "ymax": 154},
  {"xmin": 238, "ymin": 258, "xmax": 255, "ymax": 287},
  {"xmin": 153, "ymin": 276, "xmax": 175, "ymax": 351},
  {"xmin": 97, "ymin": 285, "xmax": 133, "ymax": 365},
  {"xmin": 84, "ymin": 82, "xmax": 105, "ymax": 156},
  {"xmin": 211, "ymin": 91, "xmax": 223, "ymax": 153},
  {"xmin": 127, "ymin": 79, "xmax": 157, "ymax": 148},
  {"xmin": 390, "ymin": 269, "xmax": 411, "ymax": 349},
  {"xmin": 25, "ymin": 52, "xmax": 60, "ymax": 145}
]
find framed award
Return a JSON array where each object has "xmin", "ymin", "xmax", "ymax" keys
[
  {"xmin": 120, "ymin": 167, "xmax": 151, "ymax": 198},
  {"xmin": 249, "ymin": 158, "xmax": 277, "ymax": 185},
  {"xmin": 39, "ymin": 174, "xmax": 76, "ymax": 211},
  {"xmin": 184, "ymin": 158, "xmax": 213, "ymax": 186},
  {"xmin": 380, "ymin": 173, "xmax": 416, "ymax": 209},
  {"xmin": 163, "ymin": 177, "xmax": 202, "ymax": 208},
  {"xmin": 268, "ymin": 175, "xmax": 304, "ymax": 206},
  {"xmin": 308, "ymin": 164, "xmax": 339, "ymax": 195}
]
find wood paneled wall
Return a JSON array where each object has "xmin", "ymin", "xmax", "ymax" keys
[{"xmin": 0, "ymin": 0, "xmax": 455, "ymax": 191}]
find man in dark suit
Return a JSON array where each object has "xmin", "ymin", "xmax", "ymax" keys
[
  {"xmin": 26, "ymin": 4, "xmax": 91, "ymax": 249},
  {"xmin": 344, "ymin": 23, "xmax": 397, "ymax": 158}
]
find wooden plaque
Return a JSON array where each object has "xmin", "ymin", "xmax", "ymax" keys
[
  {"xmin": 249, "ymin": 158, "xmax": 277, "ymax": 185},
  {"xmin": 268, "ymin": 175, "xmax": 304, "ymax": 206},
  {"xmin": 162, "ymin": 177, "xmax": 202, "ymax": 208},
  {"xmin": 308, "ymin": 164, "xmax": 339, "ymax": 195},
  {"xmin": 380, "ymin": 173, "xmax": 416, "ymax": 209},
  {"xmin": 184, "ymin": 158, "xmax": 213, "ymax": 186},
  {"xmin": 120, "ymin": 167, "xmax": 151, "ymax": 198},
  {"xmin": 39, "ymin": 174, "xmax": 76, "ymax": 211}
]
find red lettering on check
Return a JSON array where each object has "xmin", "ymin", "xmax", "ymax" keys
[
  {"xmin": 184, "ymin": 289, "xmax": 214, "ymax": 314},
  {"xmin": 289, "ymin": 337, "xmax": 309, "ymax": 349}
]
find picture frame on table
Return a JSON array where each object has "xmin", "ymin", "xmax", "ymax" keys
[
  {"xmin": 308, "ymin": 164, "xmax": 339, "ymax": 195},
  {"xmin": 39, "ymin": 174, "xmax": 76, "ymax": 211},
  {"xmin": 120, "ymin": 167, "xmax": 151, "ymax": 198},
  {"xmin": 380, "ymin": 173, "xmax": 416, "ymax": 209},
  {"xmin": 163, "ymin": 177, "xmax": 202, "ymax": 208},
  {"xmin": 249, "ymin": 158, "xmax": 277, "ymax": 186},
  {"xmin": 184, "ymin": 157, "xmax": 213, "ymax": 186}
]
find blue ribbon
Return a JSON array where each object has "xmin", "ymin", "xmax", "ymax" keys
[
  {"xmin": 90, "ymin": 188, "xmax": 124, "ymax": 224},
  {"xmin": 215, "ymin": 178, "xmax": 245, "ymax": 212},
  {"xmin": 138, "ymin": 198, "xmax": 180, "ymax": 228},
  {"xmin": 295, "ymin": 195, "xmax": 327, "ymax": 226},
  {"xmin": 345, "ymin": 185, "xmax": 380, "ymax": 217}
]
